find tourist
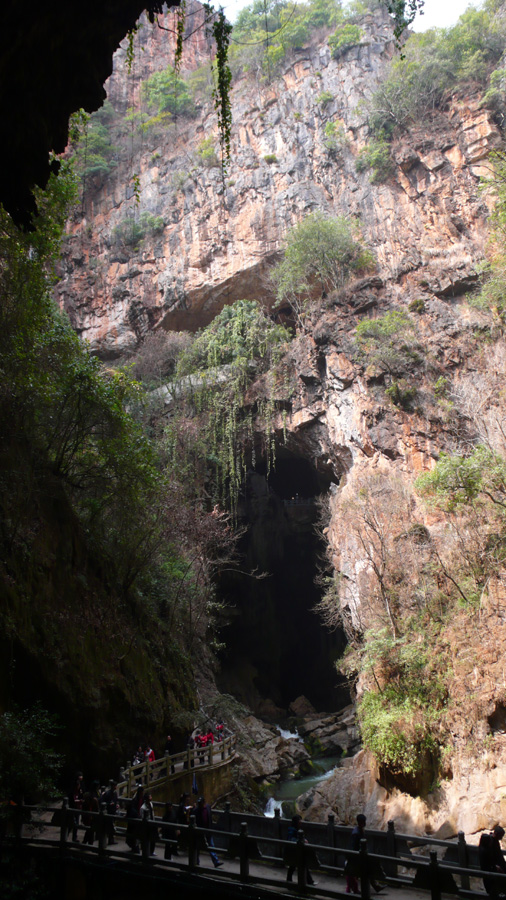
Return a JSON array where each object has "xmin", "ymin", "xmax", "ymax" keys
[
  {"xmin": 346, "ymin": 814, "xmax": 385, "ymax": 894},
  {"xmin": 285, "ymin": 814, "xmax": 316, "ymax": 886},
  {"xmin": 216, "ymin": 721, "xmax": 224, "ymax": 741},
  {"xmin": 141, "ymin": 791, "xmax": 158, "ymax": 856},
  {"xmin": 132, "ymin": 745, "xmax": 144, "ymax": 765},
  {"xmin": 162, "ymin": 801, "xmax": 180, "ymax": 859},
  {"xmin": 102, "ymin": 778, "xmax": 119, "ymax": 845},
  {"xmin": 67, "ymin": 772, "xmax": 84, "ymax": 842},
  {"xmin": 126, "ymin": 784, "xmax": 144, "ymax": 854},
  {"xmin": 164, "ymin": 734, "xmax": 175, "ymax": 772},
  {"xmin": 195, "ymin": 796, "xmax": 222, "ymax": 868},
  {"xmin": 145, "ymin": 743, "xmax": 156, "ymax": 763},
  {"xmin": 81, "ymin": 780, "xmax": 100, "ymax": 845},
  {"xmin": 480, "ymin": 825, "xmax": 506, "ymax": 897}
]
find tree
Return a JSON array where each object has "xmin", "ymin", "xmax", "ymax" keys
[
  {"xmin": 0, "ymin": 707, "xmax": 61, "ymax": 806},
  {"xmin": 272, "ymin": 212, "xmax": 374, "ymax": 325}
]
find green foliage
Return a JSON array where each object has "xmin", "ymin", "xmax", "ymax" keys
[
  {"xmin": 385, "ymin": 379, "xmax": 417, "ymax": 410},
  {"xmin": 143, "ymin": 65, "xmax": 196, "ymax": 117},
  {"xmin": 317, "ymin": 90, "xmax": 334, "ymax": 105},
  {"xmin": 355, "ymin": 133, "xmax": 393, "ymax": 183},
  {"xmin": 0, "ymin": 706, "xmax": 62, "ymax": 805},
  {"xmin": 187, "ymin": 62, "xmax": 214, "ymax": 104},
  {"xmin": 329, "ymin": 22, "xmax": 363, "ymax": 57},
  {"xmin": 433, "ymin": 375, "xmax": 449, "ymax": 398},
  {"xmin": 112, "ymin": 211, "xmax": 164, "ymax": 248},
  {"xmin": 196, "ymin": 137, "xmax": 219, "ymax": 168},
  {"xmin": 415, "ymin": 446, "xmax": 506, "ymax": 512},
  {"xmin": 323, "ymin": 121, "xmax": 348, "ymax": 154},
  {"xmin": 369, "ymin": 3, "xmax": 506, "ymax": 133},
  {"xmin": 170, "ymin": 300, "xmax": 291, "ymax": 512},
  {"xmin": 355, "ymin": 309, "xmax": 416, "ymax": 375},
  {"xmin": 476, "ymin": 152, "xmax": 506, "ymax": 319},
  {"xmin": 481, "ymin": 67, "xmax": 506, "ymax": 118},
  {"xmin": 263, "ymin": 153, "xmax": 278, "ymax": 163},
  {"xmin": 409, "ymin": 297, "xmax": 426, "ymax": 313},
  {"xmin": 230, "ymin": 0, "xmax": 343, "ymax": 78},
  {"xmin": 273, "ymin": 212, "xmax": 375, "ymax": 316},
  {"xmin": 356, "ymin": 624, "xmax": 447, "ymax": 776},
  {"xmin": 73, "ymin": 109, "xmax": 118, "ymax": 181}
]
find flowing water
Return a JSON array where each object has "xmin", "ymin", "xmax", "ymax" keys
[{"xmin": 264, "ymin": 755, "xmax": 341, "ymax": 817}]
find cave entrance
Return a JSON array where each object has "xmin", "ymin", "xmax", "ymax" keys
[{"xmin": 217, "ymin": 451, "xmax": 349, "ymax": 717}]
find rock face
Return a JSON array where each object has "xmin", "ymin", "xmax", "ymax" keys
[
  {"xmin": 57, "ymin": 5, "xmax": 497, "ymax": 357},
  {"xmin": 58, "ymin": 3, "xmax": 506, "ymax": 837}
]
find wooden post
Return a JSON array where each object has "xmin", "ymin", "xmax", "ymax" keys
[
  {"xmin": 141, "ymin": 816, "xmax": 150, "ymax": 861},
  {"xmin": 386, "ymin": 819, "xmax": 397, "ymax": 877},
  {"xmin": 274, "ymin": 807, "xmax": 283, "ymax": 862},
  {"xmin": 188, "ymin": 815, "xmax": 197, "ymax": 870},
  {"xmin": 240, "ymin": 822, "xmax": 249, "ymax": 883},
  {"xmin": 127, "ymin": 762, "xmax": 133, "ymax": 797},
  {"xmin": 327, "ymin": 813, "xmax": 335, "ymax": 868},
  {"xmin": 209, "ymin": 742, "xmax": 214, "ymax": 767},
  {"xmin": 59, "ymin": 798, "xmax": 68, "ymax": 849},
  {"xmin": 296, "ymin": 828, "xmax": 308, "ymax": 893},
  {"xmin": 224, "ymin": 801, "xmax": 232, "ymax": 835},
  {"xmin": 429, "ymin": 849, "xmax": 441, "ymax": 900},
  {"xmin": 458, "ymin": 831, "xmax": 470, "ymax": 890},
  {"xmin": 98, "ymin": 805, "xmax": 107, "ymax": 856},
  {"xmin": 145, "ymin": 758, "xmax": 149, "ymax": 785},
  {"xmin": 359, "ymin": 837, "xmax": 371, "ymax": 900},
  {"xmin": 187, "ymin": 746, "xmax": 192, "ymax": 771}
]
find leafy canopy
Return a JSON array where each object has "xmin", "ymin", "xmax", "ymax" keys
[{"xmin": 273, "ymin": 211, "xmax": 374, "ymax": 306}]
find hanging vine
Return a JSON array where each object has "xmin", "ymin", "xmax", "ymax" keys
[{"xmin": 166, "ymin": 300, "xmax": 293, "ymax": 517}]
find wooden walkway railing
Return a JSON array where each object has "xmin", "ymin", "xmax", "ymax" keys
[
  {"xmin": 117, "ymin": 734, "xmax": 237, "ymax": 796},
  {"xmin": 7, "ymin": 802, "xmax": 506, "ymax": 899}
]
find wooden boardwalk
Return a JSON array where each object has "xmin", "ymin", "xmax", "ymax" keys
[{"xmin": 9, "ymin": 801, "xmax": 505, "ymax": 900}]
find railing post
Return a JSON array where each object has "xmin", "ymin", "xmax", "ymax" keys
[
  {"xmin": 98, "ymin": 805, "xmax": 107, "ymax": 856},
  {"xmin": 327, "ymin": 813, "xmax": 335, "ymax": 867},
  {"xmin": 274, "ymin": 807, "xmax": 283, "ymax": 862},
  {"xmin": 386, "ymin": 819, "xmax": 397, "ymax": 877},
  {"xmin": 296, "ymin": 828, "xmax": 308, "ymax": 892},
  {"xmin": 458, "ymin": 831, "xmax": 470, "ymax": 890},
  {"xmin": 240, "ymin": 822, "xmax": 250, "ymax": 883},
  {"xmin": 59, "ymin": 798, "xmax": 68, "ymax": 849},
  {"xmin": 141, "ymin": 817, "xmax": 150, "ymax": 862},
  {"xmin": 224, "ymin": 801, "xmax": 232, "ymax": 834},
  {"xmin": 209, "ymin": 742, "xmax": 214, "ymax": 766},
  {"xmin": 429, "ymin": 849, "xmax": 441, "ymax": 900},
  {"xmin": 145, "ymin": 758, "xmax": 150, "ymax": 785},
  {"xmin": 359, "ymin": 837, "xmax": 371, "ymax": 900},
  {"xmin": 127, "ymin": 762, "xmax": 132, "ymax": 797},
  {"xmin": 188, "ymin": 815, "xmax": 197, "ymax": 870},
  {"xmin": 187, "ymin": 746, "xmax": 192, "ymax": 770}
]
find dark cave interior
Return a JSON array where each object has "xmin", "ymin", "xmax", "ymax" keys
[{"xmin": 217, "ymin": 451, "xmax": 349, "ymax": 717}]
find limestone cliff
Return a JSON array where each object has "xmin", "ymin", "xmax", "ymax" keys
[{"xmin": 57, "ymin": 3, "xmax": 506, "ymax": 837}]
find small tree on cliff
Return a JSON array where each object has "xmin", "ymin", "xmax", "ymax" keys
[{"xmin": 272, "ymin": 212, "xmax": 374, "ymax": 327}]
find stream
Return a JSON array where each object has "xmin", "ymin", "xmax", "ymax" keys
[{"xmin": 264, "ymin": 754, "xmax": 341, "ymax": 817}]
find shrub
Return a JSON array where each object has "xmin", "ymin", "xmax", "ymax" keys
[
  {"xmin": 355, "ymin": 309, "xmax": 417, "ymax": 376},
  {"xmin": 385, "ymin": 379, "xmax": 417, "ymax": 410},
  {"xmin": 329, "ymin": 22, "xmax": 362, "ymax": 57},
  {"xmin": 323, "ymin": 121, "xmax": 348, "ymax": 154},
  {"xmin": 112, "ymin": 211, "xmax": 164, "ymax": 248},
  {"xmin": 355, "ymin": 133, "xmax": 393, "ymax": 183},
  {"xmin": 263, "ymin": 153, "xmax": 278, "ymax": 163},
  {"xmin": 272, "ymin": 212, "xmax": 375, "ymax": 318},
  {"xmin": 196, "ymin": 138, "xmax": 219, "ymax": 168},
  {"xmin": 317, "ymin": 90, "xmax": 334, "ymax": 106},
  {"xmin": 368, "ymin": 4, "xmax": 506, "ymax": 134},
  {"xmin": 409, "ymin": 298, "xmax": 426, "ymax": 313},
  {"xmin": 143, "ymin": 66, "xmax": 196, "ymax": 117}
]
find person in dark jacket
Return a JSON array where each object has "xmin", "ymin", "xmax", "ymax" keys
[
  {"xmin": 67, "ymin": 772, "xmax": 84, "ymax": 842},
  {"xmin": 480, "ymin": 826, "xmax": 506, "ymax": 897},
  {"xmin": 162, "ymin": 801, "xmax": 180, "ymax": 859},
  {"xmin": 195, "ymin": 796, "xmax": 222, "ymax": 868},
  {"xmin": 346, "ymin": 814, "xmax": 385, "ymax": 894},
  {"xmin": 286, "ymin": 814, "xmax": 316, "ymax": 885},
  {"xmin": 102, "ymin": 779, "xmax": 119, "ymax": 845},
  {"xmin": 81, "ymin": 780, "xmax": 100, "ymax": 845},
  {"xmin": 126, "ymin": 784, "xmax": 144, "ymax": 854}
]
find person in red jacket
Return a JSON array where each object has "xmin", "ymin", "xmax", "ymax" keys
[{"xmin": 145, "ymin": 744, "xmax": 156, "ymax": 763}]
